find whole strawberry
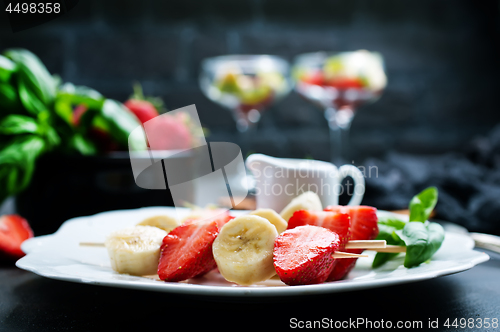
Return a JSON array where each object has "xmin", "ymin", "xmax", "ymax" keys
[
  {"xmin": 123, "ymin": 83, "xmax": 161, "ymax": 124},
  {"xmin": 123, "ymin": 99, "xmax": 158, "ymax": 124},
  {"xmin": 0, "ymin": 214, "xmax": 34, "ymax": 261},
  {"xmin": 143, "ymin": 113, "xmax": 193, "ymax": 150}
]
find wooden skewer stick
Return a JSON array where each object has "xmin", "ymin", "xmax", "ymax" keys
[
  {"xmin": 345, "ymin": 240, "xmax": 386, "ymax": 249},
  {"xmin": 79, "ymin": 242, "xmax": 368, "ymax": 259},
  {"xmin": 79, "ymin": 239, "xmax": 390, "ymax": 251},
  {"xmin": 79, "ymin": 242, "xmax": 105, "ymax": 247},
  {"xmin": 333, "ymin": 252, "xmax": 369, "ymax": 259},
  {"xmin": 369, "ymin": 245, "xmax": 407, "ymax": 253}
]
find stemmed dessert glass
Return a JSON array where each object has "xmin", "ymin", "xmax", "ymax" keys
[
  {"xmin": 292, "ymin": 50, "xmax": 387, "ymax": 164},
  {"xmin": 199, "ymin": 55, "xmax": 291, "ymax": 149}
]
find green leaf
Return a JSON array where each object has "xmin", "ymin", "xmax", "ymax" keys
[
  {"xmin": 41, "ymin": 123, "xmax": 60, "ymax": 149},
  {"xmin": 53, "ymin": 98, "xmax": 74, "ymax": 125},
  {"xmin": 409, "ymin": 186, "xmax": 438, "ymax": 222},
  {"xmin": 67, "ymin": 133, "xmax": 97, "ymax": 155},
  {"xmin": 53, "ymin": 83, "xmax": 105, "ymax": 126},
  {"xmin": 18, "ymin": 78, "xmax": 48, "ymax": 115},
  {"xmin": 373, "ymin": 187, "xmax": 442, "ymax": 268},
  {"xmin": 372, "ymin": 252, "xmax": 400, "ymax": 269},
  {"xmin": 0, "ymin": 115, "xmax": 40, "ymax": 135},
  {"xmin": 100, "ymin": 99, "xmax": 146, "ymax": 151},
  {"xmin": 57, "ymin": 83, "xmax": 105, "ymax": 110},
  {"xmin": 0, "ymin": 55, "xmax": 17, "ymax": 82},
  {"xmin": 396, "ymin": 221, "xmax": 445, "ymax": 268},
  {"xmin": 4, "ymin": 49, "xmax": 56, "ymax": 106},
  {"xmin": 0, "ymin": 83, "xmax": 21, "ymax": 111},
  {"xmin": 378, "ymin": 216, "xmax": 408, "ymax": 229},
  {"xmin": 0, "ymin": 135, "xmax": 46, "ymax": 203},
  {"xmin": 373, "ymin": 221, "xmax": 406, "ymax": 268}
]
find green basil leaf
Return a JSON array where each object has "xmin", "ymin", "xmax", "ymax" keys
[
  {"xmin": 376, "ymin": 224, "xmax": 399, "ymax": 241},
  {"xmin": 372, "ymin": 252, "xmax": 400, "ymax": 268},
  {"xmin": 67, "ymin": 132, "xmax": 97, "ymax": 155},
  {"xmin": 41, "ymin": 124, "xmax": 60, "ymax": 149},
  {"xmin": 0, "ymin": 83, "xmax": 21, "ymax": 111},
  {"xmin": 4, "ymin": 49, "xmax": 56, "ymax": 105},
  {"xmin": 0, "ymin": 135, "xmax": 46, "ymax": 203},
  {"xmin": 373, "ymin": 222, "xmax": 406, "ymax": 268},
  {"xmin": 100, "ymin": 99, "xmax": 146, "ymax": 151},
  {"xmin": 396, "ymin": 221, "xmax": 445, "ymax": 268},
  {"xmin": 409, "ymin": 186, "xmax": 438, "ymax": 222},
  {"xmin": 0, "ymin": 55, "xmax": 17, "ymax": 82},
  {"xmin": 18, "ymin": 78, "xmax": 48, "ymax": 115},
  {"xmin": 57, "ymin": 83, "xmax": 105, "ymax": 110},
  {"xmin": 377, "ymin": 216, "xmax": 408, "ymax": 229},
  {"xmin": 53, "ymin": 98, "xmax": 74, "ymax": 125},
  {"xmin": 0, "ymin": 115, "xmax": 39, "ymax": 135}
]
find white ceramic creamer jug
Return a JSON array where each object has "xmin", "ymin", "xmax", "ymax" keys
[{"xmin": 245, "ymin": 154, "xmax": 365, "ymax": 212}]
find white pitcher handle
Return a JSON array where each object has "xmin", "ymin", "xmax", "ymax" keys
[{"xmin": 338, "ymin": 165, "xmax": 365, "ymax": 206}]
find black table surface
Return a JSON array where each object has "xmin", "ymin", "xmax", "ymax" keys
[{"xmin": 1, "ymin": 249, "xmax": 499, "ymax": 332}]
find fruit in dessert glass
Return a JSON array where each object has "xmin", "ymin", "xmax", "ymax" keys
[
  {"xmin": 200, "ymin": 55, "xmax": 291, "ymax": 133},
  {"xmin": 292, "ymin": 50, "xmax": 387, "ymax": 163}
]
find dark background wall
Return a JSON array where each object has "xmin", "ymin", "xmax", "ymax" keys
[{"xmin": 1, "ymin": 0, "xmax": 500, "ymax": 162}]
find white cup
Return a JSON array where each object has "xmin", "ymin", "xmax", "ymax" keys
[{"xmin": 245, "ymin": 154, "xmax": 365, "ymax": 212}]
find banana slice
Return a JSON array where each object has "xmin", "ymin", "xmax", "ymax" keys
[
  {"xmin": 248, "ymin": 209, "xmax": 287, "ymax": 233},
  {"xmin": 279, "ymin": 191, "xmax": 323, "ymax": 221},
  {"xmin": 213, "ymin": 215, "xmax": 278, "ymax": 285},
  {"xmin": 105, "ymin": 226, "xmax": 168, "ymax": 276},
  {"xmin": 137, "ymin": 215, "xmax": 180, "ymax": 232}
]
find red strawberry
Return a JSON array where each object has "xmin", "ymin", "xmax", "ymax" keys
[
  {"xmin": 124, "ymin": 99, "xmax": 159, "ymax": 124},
  {"xmin": 72, "ymin": 104, "xmax": 88, "ymax": 125},
  {"xmin": 287, "ymin": 210, "xmax": 351, "ymax": 248},
  {"xmin": 143, "ymin": 113, "xmax": 192, "ymax": 150},
  {"xmin": 324, "ymin": 206, "xmax": 378, "ymax": 281},
  {"xmin": 273, "ymin": 225, "xmax": 340, "ymax": 285},
  {"xmin": 326, "ymin": 77, "xmax": 364, "ymax": 89},
  {"xmin": 0, "ymin": 214, "xmax": 34, "ymax": 260},
  {"xmin": 157, "ymin": 220, "xmax": 219, "ymax": 282},
  {"xmin": 300, "ymin": 70, "xmax": 325, "ymax": 86}
]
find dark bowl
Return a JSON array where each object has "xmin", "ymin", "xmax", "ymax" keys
[{"xmin": 15, "ymin": 151, "xmax": 193, "ymax": 236}]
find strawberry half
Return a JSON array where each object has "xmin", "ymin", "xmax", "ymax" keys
[
  {"xmin": 158, "ymin": 220, "xmax": 219, "ymax": 282},
  {"xmin": 124, "ymin": 99, "xmax": 159, "ymax": 124},
  {"xmin": 273, "ymin": 225, "xmax": 340, "ymax": 286},
  {"xmin": 143, "ymin": 113, "xmax": 193, "ymax": 150},
  {"xmin": 0, "ymin": 214, "xmax": 34, "ymax": 260},
  {"xmin": 287, "ymin": 210, "xmax": 351, "ymax": 248},
  {"xmin": 324, "ymin": 206, "xmax": 378, "ymax": 281}
]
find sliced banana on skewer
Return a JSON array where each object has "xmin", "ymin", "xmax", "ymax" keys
[
  {"xmin": 213, "ymin": 215, "xmax": 278, "ymax": 286},
  {"xmin": 137, "ymin": 215, "xmax": 180, "ymax": 232},
  {"xmin": 279, "ymin": 191, "xmax": 323, "ymax": 222},
  {"xmin": 248, "ymin": 208, "xmax": 287, "ymax": 233},
  {"xmin": 105, "ymin": 226, "xmax": 168, "ymax": 276}
]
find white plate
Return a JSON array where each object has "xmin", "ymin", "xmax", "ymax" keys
[{"xmin": 16, "ymin": 207, "xmax": 489, "ymax": 297}]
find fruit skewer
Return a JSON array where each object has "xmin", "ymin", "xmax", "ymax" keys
[
  {"xmin": 79, "ymin": 239, "xmax": 390, "ymax": 252},
  {"xmin": 79, "ymin": 241, "xmax": 371, "ymax": 257}
]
